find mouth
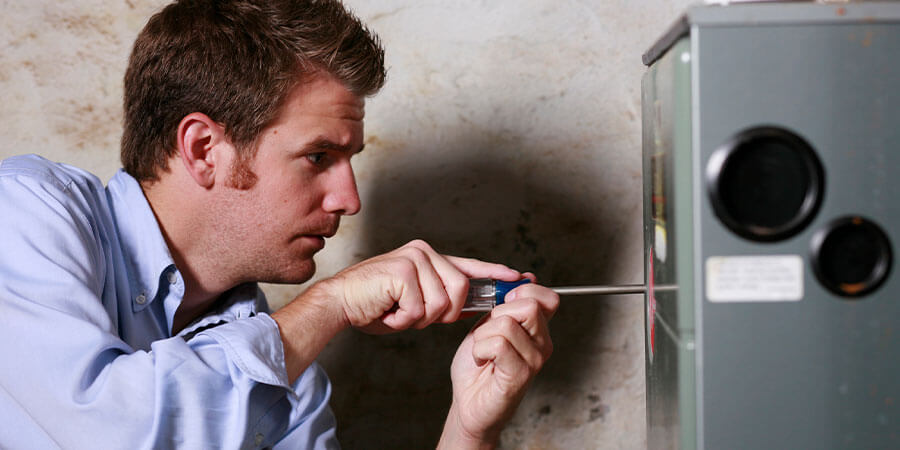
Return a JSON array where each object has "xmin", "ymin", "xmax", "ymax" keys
[
  {"xmin": 312, "ymin": 228, "xmax": 338, "ymax": 240},
  {"xmin": 299, "ymin": 235, "xmax": 327, "ymax": 252},
  {"xmin": 295, "ymin": 218, "xmax": 340, "ymax": 249},
  {"xmin": 302, "ymin": 227, "xmax": 338, "ymax": 249}
]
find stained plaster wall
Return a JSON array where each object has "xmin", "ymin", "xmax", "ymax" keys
[{"xmin": 0, "ymin": 0, "xmax": 696, "ymax": 448}]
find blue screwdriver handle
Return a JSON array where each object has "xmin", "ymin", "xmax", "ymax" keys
[{"xmin": 494, "ymin": 279, "xmax": 532, "ymax": 306}]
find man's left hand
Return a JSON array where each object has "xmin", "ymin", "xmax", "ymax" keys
[{"xmin": 439, "ymin": 279, "xmax": 558, "ymax": 449}]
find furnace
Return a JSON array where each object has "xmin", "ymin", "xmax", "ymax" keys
[{"xmin": 642, "ymin": 1, "xmax": 899, "ymax": 448}]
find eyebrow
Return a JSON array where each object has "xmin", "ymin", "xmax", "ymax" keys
[{"xmin": 308, "ymin": 137, "xmax": 365, "ymax": 154}]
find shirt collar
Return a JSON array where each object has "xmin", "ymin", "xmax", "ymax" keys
[{"xmin": 106, "ymin": 169, "xmax": 179, "ymax": 312}]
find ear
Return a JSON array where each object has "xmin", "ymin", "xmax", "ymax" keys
[{"xmin": 176, "ymin": 112, "xmax": 229, "ymax": 188}]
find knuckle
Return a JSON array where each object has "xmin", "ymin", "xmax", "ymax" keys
[
  {"xmin": 396, "ymin": 245, "xmax": 416, "ymax": 258},
  {"xmin": 446, "ymin": 274, "xmax": 468, "ymax": 301},
  {"xmin": 409, "ymin": 303, "xmax": 425, "ymax": 320},
  {"xmin": 490, "ymin": 336, "xmax": 511, "ymax": 354},
  {"xmin": 523, "ymin": 299, "xmax": 541, "ymax": 316},
  {"xmin": 435, "ymin": 291, "xmax": 451, "ymax": 307},
  {"xmin": 546, "ymin": 290, "xmax": 561, "ymax": 309},
  {"xmin": 405, "ymin": 239, "xmax": 432, "ymax": 252},
  {"xmin": 428, "ymin": 293, "xmax": 451, "ymax": 318},
  {"xmin": 399, "ymin": 246, "xmax": 428, "ymax": 264},
  {"xmin": 497, "ymin": 315, "xmax": 520, "ymax": 335},
  {"xmin": 527, "ymin": 351, "xmax": 544, "ymax": 371},
  {"xmin": 391, "ymin": 258, "xmax": 417, "ymax": 279}
]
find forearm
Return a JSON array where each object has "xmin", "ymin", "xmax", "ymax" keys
[{"xmin": 271, "ymin": 280, "xmax": 349, "ymax": 383}]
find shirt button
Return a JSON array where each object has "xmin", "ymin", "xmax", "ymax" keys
[
  {"xmin": 167, "ymin": 272, "xmax": 178, "ymax": 284},
  {"xmin": 135, "ymin": 294, "xmax": 147, "ymax": 305},
  {"xmin": 254, "ymin": 433, "xmax": 264, "ymax": 446}
]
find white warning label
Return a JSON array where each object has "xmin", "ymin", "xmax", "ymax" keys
[{"xmin": 706, "ymin": 255, "xmax": 804, "ymax": 302}]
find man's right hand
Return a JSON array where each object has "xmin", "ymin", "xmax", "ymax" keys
[{"xmin": 320, "ymin": 239, "xmax": 522, "ymax": 334}]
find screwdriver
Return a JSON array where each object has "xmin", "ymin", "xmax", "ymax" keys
[{"xmin": 461, "ymin": 278, "xmax": 677, "ymax": 312}]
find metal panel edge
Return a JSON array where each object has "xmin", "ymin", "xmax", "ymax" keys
[{"xmin": 689, "ymin": 23, "xmax": 706, "ymax": 450}]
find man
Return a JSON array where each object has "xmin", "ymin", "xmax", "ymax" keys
[{"xmin": 0, "ymin": 0, "xmax": 558, "ymax": 448}]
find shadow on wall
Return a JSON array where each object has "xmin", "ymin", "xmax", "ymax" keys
[{"xmin": 317, "ymin": 130, "xmax": 631, "ymax": 448}]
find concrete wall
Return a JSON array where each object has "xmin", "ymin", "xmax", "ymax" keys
[{"xmin": 1, "ymin": 0, "xmax": 696, "ymax": 448}]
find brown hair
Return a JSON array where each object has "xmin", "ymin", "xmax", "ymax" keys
[{"xmin": 121, "ymin": 0, "xmax": 385, "ymax": 184}]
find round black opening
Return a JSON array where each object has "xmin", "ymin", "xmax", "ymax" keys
[
  {"xmin": 811, "ymin": 216, "xmax": 892, "ymax": 298},
  {"xmin": 707, "ymin": 126, "xmax": 824, "ymax": 242}
]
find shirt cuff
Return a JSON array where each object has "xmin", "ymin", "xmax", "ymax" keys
[{"xmin": 199, "ymin": 313, "xmax": 291, "ymax": 390}]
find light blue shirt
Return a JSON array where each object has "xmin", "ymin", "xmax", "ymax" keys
[{"xmin": 0, "ymin": 155, "xmax": 339, "ymax": 449}]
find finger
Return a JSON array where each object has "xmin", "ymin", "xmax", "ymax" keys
[
  {"xmin": 433, "ymin": 272, "xmax": 467, "ymax": 324},
  {"xmin": 503, "ymin": 283, "xmax": 559, "ymax": 320},
  {"xmin": 483, "ymin": 300, "xmax": 553, "ymax": 363},
  {"xmin": 471, "ymin": 335, "xmax": 533, "ymax": 388},
  {"xmin": 444, "ymin": 254, "xmax": 521, "ymax": 282},
  {"xmin": 402, "ymin": 241, "xmax": 469, "ymax": 323},
  {"xmin": 396, "ymin": 246, "xmax": 455, "ymax": 329},
  {"xmin": 473, "ymin": 314, "xmax": 548, "ymax": 371},
  {"xmin": 380, "ymin": 262, "xmax": 426, "ymax": 329},
  {"xmin": 442, "ymin": 254, "xmax": 520, "ymax": 322}
]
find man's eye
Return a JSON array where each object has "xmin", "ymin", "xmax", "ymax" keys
[{"xmin": 305, "ymin": 153, "xmax": 327, "ymax": 165}]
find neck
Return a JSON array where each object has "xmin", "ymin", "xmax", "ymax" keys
[{"xmin": 141, "ymin": 176, "xmax": 236, "ymax": 333}]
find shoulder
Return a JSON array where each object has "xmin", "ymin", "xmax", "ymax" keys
[
  {"xmin": 0, "ymin": 154, "xmax": 111, "ymax": 227},
  {"xmin": 0, "ymin": 154, "xmax": 112, "ymax": 264},
  {"xmin": 0, "ymin": 156, "xmax": 115, "ymax": 329},
  {"xmin": 0, "ymin": 154, "xmax": 105, "ymax": 194}
]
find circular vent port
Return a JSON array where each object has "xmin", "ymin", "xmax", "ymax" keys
[
  {"xmin": 811, "ymin": 216, "xmax": 892, "ymax": 298},
  {"xmin": 707, "ymin": 126, "xmax": 825, "ymax": 242}
]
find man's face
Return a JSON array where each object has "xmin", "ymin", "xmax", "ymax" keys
[{"xmin": 220, "ymin": 73, "xmax": 365, "ymax": 284}]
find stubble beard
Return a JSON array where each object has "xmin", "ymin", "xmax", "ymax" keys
[{"xmin": 246, "ymin": 243, "xmax": 319, "ymax": 285}]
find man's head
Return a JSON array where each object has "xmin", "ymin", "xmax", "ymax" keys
[{"xmin": 121, "ymin": 0, "xmax": 385, "ymax": 186}]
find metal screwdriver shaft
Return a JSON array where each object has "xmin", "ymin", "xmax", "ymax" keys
[
  {"xmin": 462, "ymin": 279, "xmax": 677, "ymax": 312},
  {"xmin": 550, "ymin": 284, "xmax": 677, "ymax": 296}
]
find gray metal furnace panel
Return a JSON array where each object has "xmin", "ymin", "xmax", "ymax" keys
[
  {"xmin": 696, "ymin": 20, "xmax": 900, "ymax": 448},
  {"xmin": 643, "ymin": 2, "xmax": 900, "ymax": 449}
]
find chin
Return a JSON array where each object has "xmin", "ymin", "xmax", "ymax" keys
[
  {"xmin": 271, "ymin": 260, "xmax": 317, "ymax": 285},
  {"xmin": 252, "ymin": 248, "xmax": 318, "ymax": 284}
]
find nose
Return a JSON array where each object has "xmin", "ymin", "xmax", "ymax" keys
[{"xmin": 322, "ymin": 160, "xmax": 361, "ymax": 216}]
